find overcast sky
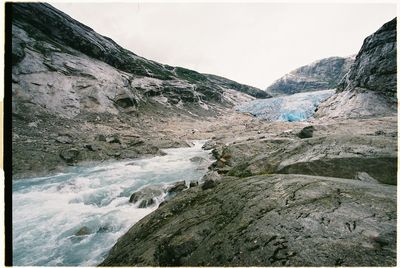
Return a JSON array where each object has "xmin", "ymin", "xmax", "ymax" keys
[{"xmin": 52, "ymin": 2, "xmax": 396, "ymax": 89}]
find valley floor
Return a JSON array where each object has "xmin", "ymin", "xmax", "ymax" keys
[
  {"xmin": 12, "ymin": 108, "xmax": 397, "ymax": 266},
  {"xmin": 100, "ymin": 112, "xmax": 397, "ymax": 267}
]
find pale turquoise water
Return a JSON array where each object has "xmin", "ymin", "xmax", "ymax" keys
[{"xmin": 12, "ymin": 141, "xmax": 211, "ymax": 266}]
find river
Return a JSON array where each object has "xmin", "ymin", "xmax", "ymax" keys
[{"xmin": 12, "ymin": 140, "xmax": 211, "ymax": 266}]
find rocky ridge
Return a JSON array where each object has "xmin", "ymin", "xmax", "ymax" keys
[
  {"xmin": 315, "ymin": 17, "xmax": 397, "ymax": 119},
  {"xmin": 266, "ymin": 56, "xmax": 354, "ymax": 96}
]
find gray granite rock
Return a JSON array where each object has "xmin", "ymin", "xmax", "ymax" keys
[
  {"xmin": 266, "ymin": 56, "xmax": 354, "ymax": 96},
  {"xmin": 101, "ymin": 174, "xmax": 396, "ymax": 266},
  {"xmin": 316, "ymin": 18, "xmax": 397, "ymax": 119}
]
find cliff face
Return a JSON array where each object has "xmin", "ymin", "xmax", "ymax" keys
[
  {"xmin": 11, "ymin": 3, "xmax": 265, "ymax": 178},
  {"xmin": 12, "ymin": 3, "xmax": 265, "ymax": 118},
  {"xmin": 316, "ymin": 18, "xmax": 397, "ymax": 118},
  {"xmin": 266, "ymin": 56, "xmax": 354, "ymax": 96}
]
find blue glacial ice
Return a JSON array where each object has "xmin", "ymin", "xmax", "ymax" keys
[{"xmin": 236, "ymin": 89, "xmax": 335, "ymax": 122}]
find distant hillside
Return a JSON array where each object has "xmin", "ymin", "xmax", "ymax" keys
[
  {"xmin": 203, "ymin": 74, "xmax": 271, "ymax": 98},
  {"xmin": 266, "ymin": 56, "xmax": 354, "ymax": 96}
]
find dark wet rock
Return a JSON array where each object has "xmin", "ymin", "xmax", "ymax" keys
[
  {"xmin": 138, "ymin": 198, "xmax": 155, "ymax": 208},
  {"xmin": 97, "ymin": 226, "xmax": 111, "ymax": 233},
  {"xmin": 201, "ymin": 179, "xmax": 217, "ymax": 190},
  {"xmin": 266, "ymin": 56, "xmax": 354, "ymax": 96},
  {"xmin": 100, "ymin": 174, "xmax": 396, "ymax": 267},
  {"xmin": 189, "ymin": 181, "xmax": 199, "ymax": 188},
  {"xmin": 190, "ymin": 156, "xmax": 206, "ymax": 163},
  {"xmin": 75, "ymin": 226, "xmax": 91, "ymax": 236},
  {"xmin": 84, "ymin": 144, "xmax": 96, "ymax": 151},
  {"xmin": 297, "ymin": 126, "xmax": 315, "ymax": 139},
  {"xmin": 129, "ymin": 185, "xmax": 164, "ymax": 208},
  {"xmin": 59, "ymin": 148, "xmax": 79, "ymax": 163},
  {"xmin": 167, "ymin": 181, "xmax": 187, "ymax": 194},
  {"xmin": 375, "ymin": 130, "xmax": 386, "ymax": 136},
  {"xmin": 159, "ymin": 200, "xmax": 168, "ymax": 207}
]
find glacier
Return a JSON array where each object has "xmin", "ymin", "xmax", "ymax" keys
[{"xmin": 236, "ymin": 89, "xmax": 335, "ymax": 122}]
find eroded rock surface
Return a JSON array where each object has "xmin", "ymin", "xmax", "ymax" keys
[{"xmin": 101, "ymin": 174, "xmax": 396, "ymax": 267}]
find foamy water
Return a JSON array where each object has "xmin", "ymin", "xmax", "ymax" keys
[{"xmin": 12, "ymin": 141, "xmax": 211, "ymax": 266}]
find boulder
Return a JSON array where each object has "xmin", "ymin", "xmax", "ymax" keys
[
  {"xmin": 297, "ymin": 126, "xmax": 315, "ymax": 139},
  {"xmin": 129, "ymin": 185, "xmax": 164, "ymax": 208},
  {"xmin": 59, "ymin": 148, "xmax": 79, "ymax": 163},
  {"xmin": 75, "ymin": 226, "xmax": 91, "ymax": 236},
  {"xmin": 190, "ymin": 156, "xmax": 206, "ymax": 163},
  {"xmin": 138, "ymin": 198, "xmax": 155, "ymax": 208},
  {"xmin": 189, "ymin": 181, "xmax": 199, "ymax": 188},
  {"xmin": 167, "ymin": 181, "xmax": 187, "ymax": 194},
  {"xmin": 201, "ymin": 179, "xmax": 217, "ymax": 190},
  {"xmin": 202, "ymin": 140, "xmax": 217, "ymax": 150}
]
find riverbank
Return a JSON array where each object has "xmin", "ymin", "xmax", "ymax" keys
[
  {"xmin": 100, "ymin": 114, "xmax": 397, "ymax": 266},
  {"xmin": 12, "ymin": 140, "xmax": 212, "ymax": 266}
]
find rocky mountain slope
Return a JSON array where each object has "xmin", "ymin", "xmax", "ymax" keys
[
  {"xmin": 266, "ymin": 56, "xmax": 354, "ymax": 96},
  {"xmin": 315, "ymin": 17, "xmax": 397, "ymax": 118},
  {"xmin": 102, "ymin": 18, "xmax": 397, "ymax": 266},
  {"xmin": 11, "ymin": 3, "xmax": 266, "ymax": 178},
  {"xmin": 204, "ymin": 74, "xmax": 271, "ymax": 98}
]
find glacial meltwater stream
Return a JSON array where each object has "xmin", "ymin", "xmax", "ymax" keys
[{"xmin": 12, "ymin": 141, "xmax": 211, "ymax": 266}]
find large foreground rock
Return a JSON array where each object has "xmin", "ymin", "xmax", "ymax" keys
[{"xmin": 100, "ymin": 174, "xmax": 396, "ymax": 266}]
